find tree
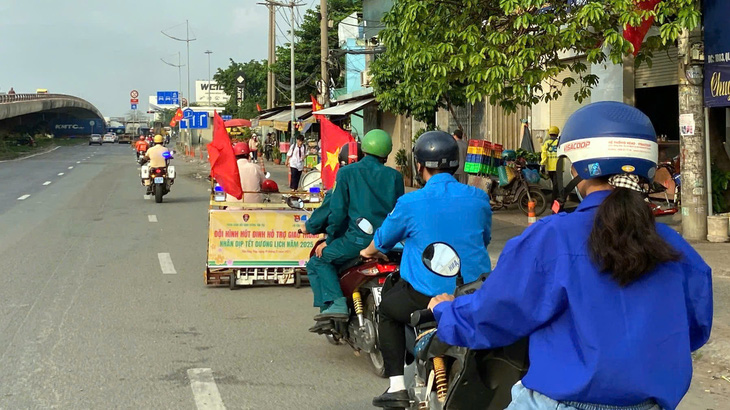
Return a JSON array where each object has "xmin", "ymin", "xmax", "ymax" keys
[
  {"xmin": 370, "ymin": 0, "xmax": 701, "ymax": 123},
  {"xmin": 271, "ymin": 0, "xmax": 362, "ymax": 103},
  {"xmin": 213, "ymin": 59, "xmax": 268, "ymax": 119}
]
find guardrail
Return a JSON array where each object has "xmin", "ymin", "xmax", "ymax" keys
[{"xmin": 0, "ymin": 93, "xmax": 89, "ymax": 104}]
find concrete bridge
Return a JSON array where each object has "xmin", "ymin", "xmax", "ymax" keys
[{"xmin": 0, "ymin": 93, "xmax": 104, "ymax": 135}]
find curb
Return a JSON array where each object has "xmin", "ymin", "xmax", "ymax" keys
[{"xmin": 0, "ymin": 145, "xmax": 60, "ymax": 163}]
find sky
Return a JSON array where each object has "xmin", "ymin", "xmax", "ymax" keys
[{"xmin": 0, "ymin": 0, "xmax": 315, "ymax": 118}]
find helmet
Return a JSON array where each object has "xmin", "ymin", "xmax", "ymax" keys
[
  {"xmin": 261, "ymin": 179, "xmax": 279, "ymax": 193},
  {"xmin": 153, "ymin": 135, "xmax": 164, "ymax": 144},
  {"xmin": 548, "ymin": 126, "xmax": 560, "ymax": 136},
  {"xmin": 361, "ymin": 129, "xmax": 393, "ymax": 158},
  {"xmin": 502, "ymin": 150, "xmax": 517, "ymax": 161},
  {"xmin": 413, "ymin": 131, "xmax": 459, "ymax": 170},
  {"xmin": 557, "ymin": 101, "xmax": 657, "ymax": 182},
  {"xmin": 139, "ymin": 136, "xmax": 145, "ymax": 140},
  {"xmin": 233, "ymin": 142, "xmax": 250, "ymax": 157},
  {"xmin": 338, "ymin": 142, "xmax": 363, "ymax": 166}
]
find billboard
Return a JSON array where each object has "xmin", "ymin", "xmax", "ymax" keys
[
  {"xmin": 704, "ymin": 0, "xmax": 730, "ymax": 107},
  {"xmin": 50, "ymin": 119, "xmax": 105, "ymax": 135},
  {"xmin": 195, "ymin": 80, "xmax": 229, "ymax": 104}
]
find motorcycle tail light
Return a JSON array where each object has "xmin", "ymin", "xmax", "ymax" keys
[
  {"xmin": 378, "ymin": 277, "xmax": 387, "ymax": 285},
  {"xmin": 155, "ymin": 169, "xmax": 162, "ymax": 174},
  {"xmin": 376, "ymin": 263, "xmax": 398, "ymax": 274}
]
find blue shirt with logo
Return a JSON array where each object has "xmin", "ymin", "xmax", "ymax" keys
[
  {"xmin": 374, "ymin": 173, "xmax": 492, "ymax": 297},
  {"xmin": 433, "ymin": 190, "xmax": 713, "ymax": 410}
]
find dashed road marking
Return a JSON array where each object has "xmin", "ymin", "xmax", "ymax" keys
[
  {"xmin": 17, "ymin": 195, "xmax": 30, "ymax": 201},
  {"xmin": 57, "ymin": 173, "xmax": 64, "ymax": 176},
  {"xmin": 187, "ymin": 368, "xmax": 226, "ymax": 410},
  {"xmin": 43, "ymin": 181, "xmax": 51, "ymax": 186},
  {"xmin": 148, "ymin": 215, "xmax": 158, "ymax": 223},
  {"xmin": 157, "ymin": 253, "xmax": 177, "ymax": 274},
  {"xmin": 68, "ymin": 166, "xmax": 73, "ymax": 169},
  {"xmin": 76, "ymin": 161, "xmax": 81, "ymax": 164}
]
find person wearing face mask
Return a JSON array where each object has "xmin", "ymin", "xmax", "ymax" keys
[{"xmin": 359, "ymin": 130, "xmax": 493, "ymax": 409}]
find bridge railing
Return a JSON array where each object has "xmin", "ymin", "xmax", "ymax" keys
[{"xmin": 0, "ymin": 93, "xmax": 90, "ymax": 104}]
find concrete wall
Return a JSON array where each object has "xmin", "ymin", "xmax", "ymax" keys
[{"xmin": 0, "ymin": 95, "xmax": 103, "ymax": 122}]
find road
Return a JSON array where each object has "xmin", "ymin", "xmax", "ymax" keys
[{"xmin": 0, "ymin": 143, "xmax": 725, "ymax": 409}]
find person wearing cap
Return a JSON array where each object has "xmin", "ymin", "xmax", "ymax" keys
[
  {"xmin": 541, "ymin": 125, "xmax": 560, "ymax": 199},
  {"xmin": 360, "ymin": 130, "xmax": 493, "ymax": 408},
  {"xmin": 429, "ymin": 102, "xmax": 712, "ymax": 410},
  {"xmin": 307, "ymin": 130, "xmax": 404, "ymax": 323},
  {"xmin": 226, "ymin": 142, "xmax": 265, "ymax": 206}
]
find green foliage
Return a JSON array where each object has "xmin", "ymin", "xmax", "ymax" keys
[
  {"xmin": 711, "ymin": 164, "xmax": 730, "ymax": 213},
  {"xmin": 271, "ymin": 146, "xmax": 281, "ymax": 161},
  {"xmin": 515, "ymin": 148, "xmax": 540, "ymax": 164},
  {"xmin": 271, "ymin": 0, "xmax": 362, "ymax": 102},
  {"xmin": 213, "ymin": 59, "xmax": 268, "ymax": 119},
  {"xmin": 371, "ymin": 0, "xmax": 700, "ymax": 121},
  {"xmin": 394, "ymin": 148, "xmax": 411, "ymax": 176}
]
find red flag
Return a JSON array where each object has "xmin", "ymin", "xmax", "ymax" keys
[
  {"xmin": 256, "ymin": 103, "xmax": 262, "ymax": 112},
  {"xmin": 319, "ymin": 116, "xmax": 355, "ymax": 189},
  {"xmin": 207, "ymin": 112, "xmax": 243, "ymax": 199},
  {"xmin": 173, "ymin": 108, "xmax": 184, "ymax": 121},
  {"xmin": 169, "ymin": 119, "xmax": 177, "ymax": 127},
  {"xmin": 623, "ymin": 0, "xmax": 662, "ymax": 56},
  {"xmin": 311, "ymin": 95, "xmax": 324, "ymax": 120}
]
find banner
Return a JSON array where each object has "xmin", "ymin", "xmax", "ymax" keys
[
  {"xmin": 704, "ymin": 0, "xmax": 730, "ymax": 107},
  {"xmin": 207, "ymin": 210, "xmax": 320, "ymax": 267}
]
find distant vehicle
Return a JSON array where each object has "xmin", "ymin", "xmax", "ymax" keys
[
  {"xmin": 89, "ymin": 134, "xmax": 102, "ymax": 145},
  {"xmin": 102, "ymin": 133, "xmax": 116, "ymax": 143},
  {"xmin": 36, "ymin": 89, "xmax": 48, "ymax": 94},
  {"xmin": 118, "ymin": 133, "xmax": 133, "ymax": 144}
]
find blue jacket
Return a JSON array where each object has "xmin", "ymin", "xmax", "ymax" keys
[
  {"xmin": 374, "ymin": 173, "xmax": 492, "ymax": 297},
  {"xmin": 433, "ymin": 190, "xmax": 713, "ymax": 410}
]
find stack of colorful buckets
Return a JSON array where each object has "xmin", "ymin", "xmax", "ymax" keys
[{"xmin": 464, "ymin": 140, "xmax": 504, "ymax": 176}]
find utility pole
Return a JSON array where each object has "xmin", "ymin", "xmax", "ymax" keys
[
  {"xmin": 162, "ymin": 21, "xmax": 196, "ymax": 144},
  {"xmin": 160, "ymin": 52, "xmax": 185, "ymax": 138},
  {"xmin": 205, "ymin": 50, "xmax": 213, "ymax": 105},
  {"xmin": 678, "ymin": 28, "xmax": 708, "ymax": 241},
  {"xmin": 267, "ymin": 3, "xmax": 276, "ymax": 109},
  {"xmin": 320, "ymin": 0, "xmax": 329, "ymax": 107}
]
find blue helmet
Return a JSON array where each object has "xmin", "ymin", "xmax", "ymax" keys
[{"xmin": 557, "ymin": 101, "xmax": 658, "ymax": 181}]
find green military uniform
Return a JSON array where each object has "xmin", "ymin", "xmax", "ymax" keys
[
  {"xmin": 307, "ymin": 155, "xmax": 404, "ymax": 309},
  {"xmin": 304, "ymin": 191, "xmax": 333, "ymax": 236}
]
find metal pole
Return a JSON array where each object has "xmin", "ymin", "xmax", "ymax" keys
[
  {"xmin": 320, "ymin": 0, "xmax": 329, "ymax": 107},
  {"xmin": 267, "ymin": 3, "xmax": 276, "ymax": 109},
  {"xmin": 290, "ymin": 1, "xmax": 296, "ymax": 143},
  {"xmin": 205, "ymin": 50, "xmax": 213, "ymax": 105}
]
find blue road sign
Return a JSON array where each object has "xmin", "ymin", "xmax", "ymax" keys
[
  {"xmin": 179, "ymin": 111, "xmax": 209, "ymax": 129},
  {"xmin": 183, "ymin": 108, "xmax": 194, "ymax": 119},
  {"xmin": 131, "ymin": 104, "xmax": 138, "ymax": 110},
  {"xmin": 156, "ymin": 91, "xmax": 180, "ymax": 105},
  {"xmin": 221, "ymin": 115, "xmax": 233, "ymax": 121}
]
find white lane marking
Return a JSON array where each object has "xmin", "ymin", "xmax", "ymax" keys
[
  {"xmin": 57, "ymin": 173, "xmax": 64, "ymax": 176},
  {"xmin": 187, "ymin": 368, "xmax": 226, "ymax": 410},
  {"xmin": 148, "ymin": 215, "xmax": 158, "ymax": 223},
  {"xmin": 43, "ymin": 181, "xmax": 51, "ymax": 186},
  {"xmin": 68, "ymin": 166, "xmax": 74, "ymax": 169},
  {"xmin": 17, "ymin": 195, "xmax": 30, "ymax": 201},
  {"xmin": 158, "ymin": 253, "xmax": 177, "ymax": 274},
  {"xmin": 76, "ymin": 161, "xmax": 81, "ymax": 164}
]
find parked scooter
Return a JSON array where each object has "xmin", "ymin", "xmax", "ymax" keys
[
  {"xmin": 139, "ymin": 151, "xmax": 175, "ymax": 203},
  {"xmin": 400, "ymin": 243, "xmax": 529, "ymax": 410},
  {"xmin": 288, "ymin": 197, "xmax": 402, "ymax": 377},
  {"xmin": 488, "ymin": 158, "xmax": 548, "ymax": 216}
]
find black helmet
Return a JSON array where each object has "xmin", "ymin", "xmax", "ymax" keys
[
  {"xmin": 338, "ymin": 141, "xmax": 363, "ymax": 166},
  {"xmin": 414, "ymin": 131, "xmax": 459, "ymax": 170}
]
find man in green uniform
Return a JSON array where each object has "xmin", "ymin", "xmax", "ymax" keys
[{"xmin": 307, "ymin": 130, "xmax": 404, "ymax": 324}]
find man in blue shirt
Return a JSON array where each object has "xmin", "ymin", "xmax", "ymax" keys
[{"xmin": 360, "ymin": 131, "xmax": 493, "ymax": 409}]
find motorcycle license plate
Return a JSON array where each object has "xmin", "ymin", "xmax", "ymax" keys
[
  {"xmin": 372, "ymin": 286, "xmax": 383, "ymax": 306},
  {"xmin": 154, "ymin": 177, "xmax": 164, "ymax": 183}
]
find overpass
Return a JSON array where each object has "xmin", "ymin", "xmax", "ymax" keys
[{"xmin": 0, "ymin": 93, "xmax": 105, "ymax": 135}]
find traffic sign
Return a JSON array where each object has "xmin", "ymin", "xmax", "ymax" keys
[
  {"xmin": 130, "ymin": 98, "xmax": 139, "ymax": 104},
  {"xmin": 130, "ymin": 90, "xmax": 139, "ymax": 98},
  {"xmin": 221, "ymin": 115, "xmax": 233, "ymax": 121},
  {"xmin": 179, "ymin": 111, "xmax": 208, "ymax": 129},
  {"xmin": 156, "ymin": 91, "xmax": 179, "ymax": 105},
  {"xmin": 131, "ymin": 104, "xmax": 138, "ymax": 110},
  {"xmin": 182, "ymin": 97, "xmax": 188, "ymax": 107},
  {"xmin": 183, "ymin": 108, "xmax": 194, "ymax": 119}
]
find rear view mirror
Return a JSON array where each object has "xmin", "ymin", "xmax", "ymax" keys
[
  {"xmin": 286, "ymin": 196, "xmax": 305, "ymax": 210},
  {"xmin": 422, "ymin": 242, "xmax": 461, "ymax": 278},
  {"xmin": 356, "ymin": 218, "xmax": 374, "ymax": 235}
]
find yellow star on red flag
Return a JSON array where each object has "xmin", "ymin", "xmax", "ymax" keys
[{"xmin": 325, "ymin": 147, "xmax": 341, "ymax": 171}]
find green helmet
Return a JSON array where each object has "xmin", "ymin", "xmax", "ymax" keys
[{"xmin": 361, "ymin": 129, "xmax": 393, "ymax": 158}]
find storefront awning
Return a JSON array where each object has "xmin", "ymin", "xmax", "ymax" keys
[
  {"xmin": 313, "ymin": 98, "xmax": 375, "ymax": 116},
  {"xmin": 258, "ymin": 107, "xmax": 315, "ymax": 131}
]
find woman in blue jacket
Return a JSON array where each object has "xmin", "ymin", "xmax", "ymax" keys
[{"xmin": 429, "ymin": 102, "xmax": 712, "ymax": 410}]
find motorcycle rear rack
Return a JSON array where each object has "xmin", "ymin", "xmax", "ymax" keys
[{"xmin": 206, "ymin": 266, "xmax": 307, "ymax": 288}]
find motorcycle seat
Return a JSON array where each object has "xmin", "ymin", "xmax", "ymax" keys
[{"xmin": 337, "ymin": 258, "xmax": 361, "ymax": 274}]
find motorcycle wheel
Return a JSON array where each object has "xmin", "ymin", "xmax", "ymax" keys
[
  {"xmin": 154, "ymin": 185, "xmax": 164, "ymax": 203},
  {"xmin": 366, "ymin": 294, "xmax": 386, "ymax": 378},
  {"xmin": 517, "ymin": 188, "xmax": 547, "ymax": 216},
  {"xmin": 229, "ymin": 273, "xmax": 237, "ymax": 290}
]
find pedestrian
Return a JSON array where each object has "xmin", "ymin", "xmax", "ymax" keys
[
  {"xmin": 249, "ymin": 134, "xmax": 259, "ymax": 163},
  {"xmin": 541, "ymin": 126, "xmax": 560, "ymax": 199},
  {"xmin": 286, "ymin": 135, "xmax": 306, "ymax": 190},
  {"xmin": 452, "ymin": 129, "xmax": 468, "ymax": 184},
  {"xmin": 8, "ymin": 87, "xmax": 15, "ymax": 95},
  {"xmin": 264, "ymin": 133, "xmax": 275, "ymax": 161}
]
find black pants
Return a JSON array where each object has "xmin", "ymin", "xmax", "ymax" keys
[
  {"xmin": 378, "ymin": 279, "xmax": 431, "ymax": 377},
  {"xmin": 290, "ymin": 167, "xmax": 302, "ymax": 190},
  {"xmin": 548, "ymin": 171, "xmax": 559, "ymax": 200}
]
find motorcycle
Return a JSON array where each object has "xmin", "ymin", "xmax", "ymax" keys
[
  {"xmin": 488, "ymin": 160, "xmax": 548, "ymax": 216},
  {"xmin": 646, "ymin": 158, "xmax": 681, "ymax": 217},
  {"xmin": 400, "ymin": 243, "xmax": 529, "ymax": 410},
  {"xmin": 139, "ymin": 151, "xmax": 175, "ymax": 203},
  {"xmin": 287, "ymin": 197, "xmax": 402, "ymax": 377}
]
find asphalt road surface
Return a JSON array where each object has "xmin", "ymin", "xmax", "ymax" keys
[{"xmin": 0, "ymin": 143, "xmax": 722, "ymax": 409}]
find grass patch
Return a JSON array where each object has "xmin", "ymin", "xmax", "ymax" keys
[{"xmin": 0, "ymin": 134, "xmax": 85, "ymax": 160}]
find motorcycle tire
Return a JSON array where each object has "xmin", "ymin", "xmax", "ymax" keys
[
  {"xmin": 366, "ymin": 294, "xmax": 386, "ymax": 378},
  {"xmin": 517, "ymin": 188, "xmax": 547, "ymax": 216},
  {"xmin": 154, "ymin": 185, "xmax": 163, "ymax": 203},
  {"xmin": 229, "ymin": 273, "xmax": 237, "ymax": 290}
]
